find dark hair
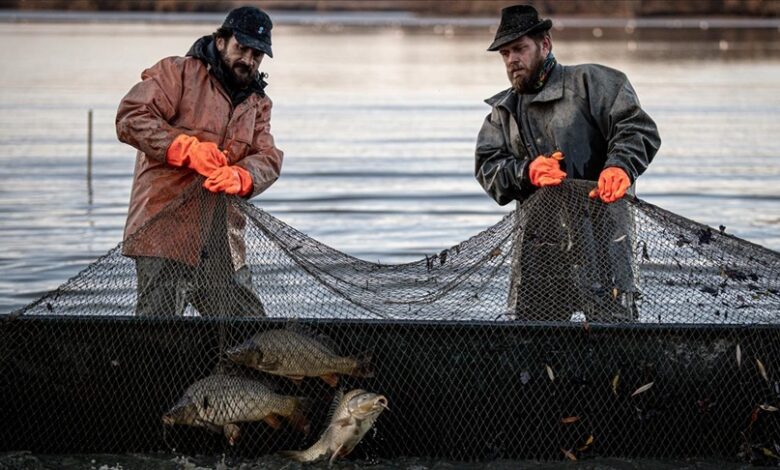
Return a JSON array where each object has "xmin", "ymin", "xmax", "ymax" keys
[
  {"xmin": 528, "ymin": 30, "xmax": 552, "ymax": 52},
  {"xmin": 213, "ymin": 27, "xmax": 233, "ymax": 41}
]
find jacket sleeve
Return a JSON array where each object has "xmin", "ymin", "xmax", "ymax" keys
[
  {"xmin": 474, "ymin": 109, "xmax": 534, "ymax": 206},
  {"xmin": 115, "ymin": 57, "xmax": 186, "ymax": 162},
  {"xmin": 235, "ymin": 97, "xmax": 284, "ymax": 199},
  {"xmin": 592, "ymin": 69, "xmax": 661, "ymax": 181}
]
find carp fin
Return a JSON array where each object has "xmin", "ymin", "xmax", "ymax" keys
[
  {"xmin": 324, "ymin": 388, "xmax": 345, "ymax": 424},
  {"xmin": 287, "ymin": 375, "xmax": 305, "ymax": 385},
  {"xmin": 263, "ymin": 413, "xmax": 282, "ymax": 430},
  {"xmin": 333, "ymin": 417, "xmax": 352, "ymax": 428},
  {"xmin": 287, "ymin": 398, "xmax": 311, "ymax": 436},
  {"xmin": 223, "ymin": 423, "xmax": 240, "ymax": 446},
  {"xmin": 320, "ymin": 373, "xmax": 340, "ymax": 387},
  {"xmin": 352, "ymin": 351, "xmax": 374, "ymax": 378},
  {"xmin": 285, "ymin": 322, "xmax": 340, "ymax": 355},
  {"xmin": 256, "ymin": 356, "xmax": 282, "ymax": 371},
  {"xmin": 330, "ymin": 443, "xmax": 346, "ymax": 466}
]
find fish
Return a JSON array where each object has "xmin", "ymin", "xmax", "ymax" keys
[
  {"xmin": 280, "ymin": 388, "xmax": 388, "ymax": 465},
  {"xmin": 161, "ymin": 374, "xmax": 309, "ymax": 445},
  {"xmin": 226, "ymin": 328, "xmax": 372, "ymax": 387}
]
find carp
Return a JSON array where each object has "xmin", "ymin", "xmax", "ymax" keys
[
  {"xmin": 162, "ymin": 374, "xmax": 308, "ymax": 445},
  {"xmin": 226, "ymin": 328, "xmax": 372, "ymax": 386},
  {"xmin": 281, "ymin": 389, "xmax": 388, "ymax": 465}
]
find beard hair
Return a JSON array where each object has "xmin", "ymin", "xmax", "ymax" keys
[
  {"xmin": 218, "ymin": 48, "xmax": 254, "ymax": 88},
  {"xmin": 231, "ymin": 65, "xmax": 253, "ymax": 88},
  {"xmin": 510, "ymin": 54, "xmax": 545, "ymax": 94}
]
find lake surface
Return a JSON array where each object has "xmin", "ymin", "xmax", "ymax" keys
[
  {"xmin": 1, "ymin": 12, "xmax": 779, "ymax": 470},
  {"xmin": 0, "ymin": 16, "xmax": 779, "ymax": 317}
]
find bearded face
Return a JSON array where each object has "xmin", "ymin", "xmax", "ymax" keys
[
  {"xmin": 216, "ymin": 35, "xmax": 264, "ymax": 88},
  {"xmin": 499, "ymin": 35, "xmax": 548, "ymax": 93}
]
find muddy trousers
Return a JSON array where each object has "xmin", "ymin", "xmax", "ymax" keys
[{"xmin": 134, "ymin": 256, "xmax": 266, "ymax": 317}]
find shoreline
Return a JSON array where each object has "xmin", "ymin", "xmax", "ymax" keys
[{"xmin": 2, "ymin": 9, "xmax": 780, "ymax": 30}]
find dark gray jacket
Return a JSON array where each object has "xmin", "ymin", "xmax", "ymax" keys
[{"xmin": 475, "ymin": 63, "xmax": 661, "ymax": 206}]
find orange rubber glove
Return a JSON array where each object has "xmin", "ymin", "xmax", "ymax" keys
[
  {"xmin": 528, "ymin": 156, "xmax": 567, "ymax": 187},
  {"xmin": 203, "ymin": 165, "xmax": 253, "ymax": 196},
  {"xmin": 166, "ymin": 134, "xmax": 228, "ymax": 177},
  {"xmin": 589, "ymin": 167, "xmax": 631, "ymax": 203}
]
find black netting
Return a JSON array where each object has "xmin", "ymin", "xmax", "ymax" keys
[{"xmin": 2, "ymin": 180, "xmax": 780, "ymax": 464}]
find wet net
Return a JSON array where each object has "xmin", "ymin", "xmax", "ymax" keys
[{"xmin": 2, "ymin": 180, "xmax": 780, "ymax": 464}]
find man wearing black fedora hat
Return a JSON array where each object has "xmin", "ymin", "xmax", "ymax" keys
[
  {"xmin": 475, "ymin": 5, "xmax": 661, "ymax": 322},
  {"xmin": 115, "ymin": 6, "xmax": 283, "ymax": 317}
]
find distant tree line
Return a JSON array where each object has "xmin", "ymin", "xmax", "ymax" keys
[{"xmin": 1, "ymin": 0, "xmax": 777, "ymax": 17}]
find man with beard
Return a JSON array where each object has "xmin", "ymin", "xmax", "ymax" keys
[
  {"xmin": 475, "ymin": 5, "xmax": 661, "ymax": 322},
  {"xmin": 116, "ymin": 6, "xmax": 283, "ymax": 317}
]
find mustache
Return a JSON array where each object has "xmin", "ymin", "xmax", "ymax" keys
[{"xmin": 233, "ymin": 63, "xmax": 251, "ymax": 74}]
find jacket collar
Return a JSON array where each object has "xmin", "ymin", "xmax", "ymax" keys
[
  {"xmin": 186, "ymin": 35, "xmax": 267, "ymax": 106},
  {"xmin": 485, "ymin": 63, "xmax": 564, "ymax": 110}
]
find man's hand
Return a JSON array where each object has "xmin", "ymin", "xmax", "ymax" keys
[
  {"xmin": 529, "ymin": 155, "xmax": 567, "ymax": 187},
  {"xmin": 166, "ymin": 134, "xmax": 228, "ymax": 177},
  {"xmin": 203, "ymin": 166, "xmax": 254, "ymax": 196},
  {"xmin": 589, "ymin": 166, "xmax": 631, "ymax": 203}
]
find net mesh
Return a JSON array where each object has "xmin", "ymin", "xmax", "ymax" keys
[{"xmin": 2, "ymin": 180, "xmax": 780, "ymax": 463}]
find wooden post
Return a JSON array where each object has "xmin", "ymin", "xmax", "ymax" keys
[{"xmin": 87, "ymin": 109, "xmax": 93, "ymax": 205}]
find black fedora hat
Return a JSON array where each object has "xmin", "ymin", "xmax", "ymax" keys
[
  {"xmin": 487, "ymin": 5, "xmax": 552, "ymax": 51},
  {"xmin": 222, "ymin": 6, "xmax": 274, "ymax": 58}
]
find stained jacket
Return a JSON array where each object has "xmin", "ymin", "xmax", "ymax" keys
[
  {"xmin": 475, "ymin": 63, "xmax": 660, "ymax": 206},
  {"xmin": 116, "ymin": 36, "xmax": 284, "ymax": 267}
]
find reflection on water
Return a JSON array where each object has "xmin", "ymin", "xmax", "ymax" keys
[{"xmin": 0, "ymin": 20, "xmax": 779, "ymax": 314}]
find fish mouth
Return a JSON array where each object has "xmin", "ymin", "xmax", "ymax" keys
[
  {"xmin": 349, "ymin": 391, "xmax": 390, "ymax": 416},
  {"xmin": 375, "ymin": 395, "xmax": 389, "ymax": 411},
  {"xmin": 161, "ymin": 415, "xmax": 175, "ymax": 426}
]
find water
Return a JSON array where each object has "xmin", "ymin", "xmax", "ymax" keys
[
  {"xmin": 1, "ymin": 13, "xmax": 779, "ymax": 469},
  {"xmin": 2, "ymin": 19, "xmax": 780, "ymax": 313}
]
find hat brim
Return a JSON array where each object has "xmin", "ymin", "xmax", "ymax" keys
[
  {"xmin": 234, "ymin": 30, "xmax": 273, "ymax": 58},
  {"xmin": 487, "ymin": 19, "xmax": 552, "ymax": 51}
]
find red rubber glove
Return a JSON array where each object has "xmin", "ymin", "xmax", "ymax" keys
[
  {"xmin": 589, "ymin": 167, "xmax": 631, "ymax": 203},
  {"xmin": 166, "ymin": 134, "xmax": 228, "ymax": 177},
  {"xmin": 203, "ymin": 166, "xmax": 253, "ymax": 197},
  {"xmin": 529, "ymin": 156, "xmax": 567, "ymax": 187}
]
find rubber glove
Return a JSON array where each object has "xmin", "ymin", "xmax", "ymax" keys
[
  {"xmin": 589, "ymin": 167, "xmax": 631, "ymax": 203},
  {"xmin": 203, "ymin": 166, "xmax": 253, "ymax": 196},
  {"xmin": 166, "ymin": 134, "xmax": 228, "ymax": 177},
  {"xmin": 529, "ymin": 156, "xmax": 567, "ymax": 187}
]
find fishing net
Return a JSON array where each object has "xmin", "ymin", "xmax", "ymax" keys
[{"xmin": 2, "ymin": 179, "xmax": 780, "ymax": 464}]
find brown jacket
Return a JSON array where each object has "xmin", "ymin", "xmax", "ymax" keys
[{"xmin": 116, "ymin": 53, "xmax": 283, "ymax": 267}]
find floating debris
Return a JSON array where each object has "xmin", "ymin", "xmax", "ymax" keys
[
  {"xmin": 631, "ymin": 382, "xmax": 654, "ymax": 397},
  {"xmin": 561, "ymin": 416, "xmax": 580, "ymax": 424},
  {"xmin": 737, "ymin": 344, "xmax": 742, "ymax": 368},
  {"xmin": 561, "ymin": 447, "xmax": 577, "ymax": 461},
  {"xmin": 546, "ymin": 364, "xmax": 555, "ymax": 382},
  {"xmin": 756, "ymin": 358, "xmax": 769, "ymax": 382},
  {"xmin": 611, "ymin": 372, "xmax": 620, "ymax": 396},
  {"xmin": 761, "ymin": 447, "xmax": 780, "ymax": 460},
  {"xmin": 577, "ymin": 435, "xmax": 595, "ymax": 452}
]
